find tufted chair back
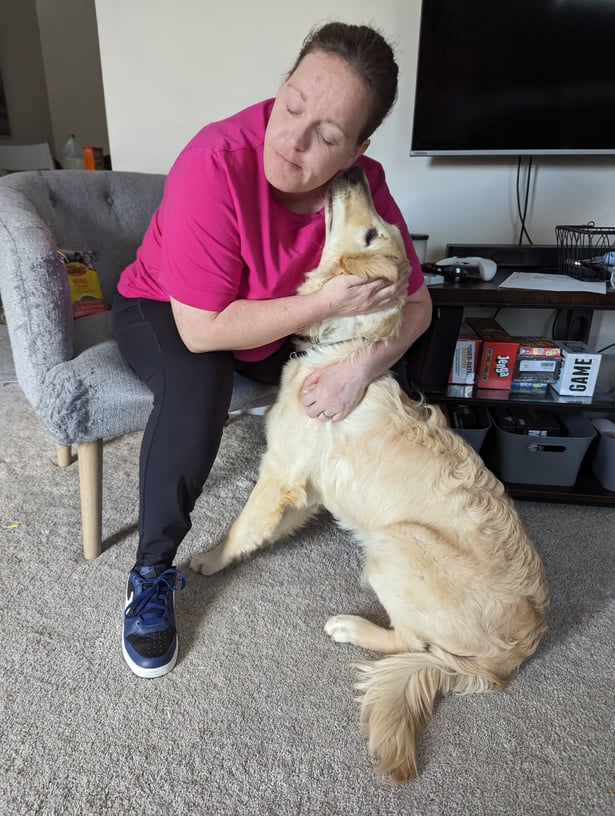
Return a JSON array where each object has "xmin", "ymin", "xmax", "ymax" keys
[
  {"xmin": 0, "ymin": 170, "xmax": 166, "ymax": 439},
  {"xmin": 0, "ymin": 170, "xmax": 277, "ymax": 559}
]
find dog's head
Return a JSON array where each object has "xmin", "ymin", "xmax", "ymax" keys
[
  {"xmin": 325, "ymin": 166, "xmax": 409, "ymax": 281},
  {"xmin": 298, "ymin": 167, "xmax": 409, "ymax": 344}
]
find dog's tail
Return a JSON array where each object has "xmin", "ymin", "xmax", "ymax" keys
[{"xmin": 354, "ymin": 648, "xmax": 507, "ymax": 782}]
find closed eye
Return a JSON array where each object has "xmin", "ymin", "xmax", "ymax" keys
[
  {"xmin": 320, "ymin": 134, "xmax": 337, "ymax": 147},
  {"xmin": 365, "ymin": 227, "xmax": 379, "ymax": 246}
]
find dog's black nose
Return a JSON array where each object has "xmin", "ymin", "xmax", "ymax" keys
[{"xmin": 344, "ymin": 166, "xmax": 366, "ymax": 185}]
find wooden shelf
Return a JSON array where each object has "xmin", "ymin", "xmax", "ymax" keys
[
  {"xmin": 428, "ymin": 269, "xmax": 615, "ymax": 310},
  {"xmin": 426, "ymin": 386, "xmax": 615, "ymax": 411},
  {"xmin": 503, "ymin": 460, "xmax": 615, "ymax": 507}
]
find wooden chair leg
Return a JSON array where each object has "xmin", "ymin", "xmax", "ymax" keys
[
  {"xmin": 57, "ymin": 445, "xmax": 72, "ymax": 468},
  {"xmin": 78, "ymin": 439, "xmax": 103, "ymax": 560}
]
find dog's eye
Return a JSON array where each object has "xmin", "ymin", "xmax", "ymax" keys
[{"xmin": 365, "ymin": 227, "xmax": 379, "ymax": 247}]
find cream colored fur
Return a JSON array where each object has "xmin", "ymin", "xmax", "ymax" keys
[{"xmin": 191, "ymin": 169, "xmax": 549, "ymax": 783}]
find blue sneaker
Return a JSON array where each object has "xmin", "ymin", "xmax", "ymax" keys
[{"xmin": 122, "ymin": 565, "xmax": 186, "ymax": 678}]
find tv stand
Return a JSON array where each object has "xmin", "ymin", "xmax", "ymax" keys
[{"xmin": 423, "ymin": 270, "xmax": 615, "ymax": 506}]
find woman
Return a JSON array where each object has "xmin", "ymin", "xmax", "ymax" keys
[{"xmin": 113, "ymin": 21, "xmax": 432, "ymax": 678}]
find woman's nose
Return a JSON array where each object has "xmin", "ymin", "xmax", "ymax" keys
[{"xmin": 287, "ymin": 122, "xmax": 310, "ymax": 152}]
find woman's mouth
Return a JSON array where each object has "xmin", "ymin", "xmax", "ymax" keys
[{"xmin": 277, "ymin": 151, "xmax": 301, "ymax": 171}]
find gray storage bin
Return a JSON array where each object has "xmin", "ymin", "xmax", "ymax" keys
[
  {"xmin": 447, "ymin": 403, "xmax": 491, "ymax": 453},
  {"xmin": 591, "ymin": 419, "xmax": 615, "ymax": 492},
  {"xmin": 486, "ymin": 411, "xmax": 596, "ymax": 486}
]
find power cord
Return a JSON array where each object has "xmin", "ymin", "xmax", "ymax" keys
[
  {"xmin": 551, "ymin": 308, "xmax": 563, "ymax": 340},
  {"xmin": 516, "ymin": 156, "xmax": 534, "ymax": 245}
]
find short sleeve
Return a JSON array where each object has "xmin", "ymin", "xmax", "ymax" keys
[{"xmin": 157, "ymin": 147, "xmax": 244, "ymax": 311}]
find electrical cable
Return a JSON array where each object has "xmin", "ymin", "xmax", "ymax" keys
[
  {"xmin": 551, "ymin": 308, "xmax": 563, "ymax": 340},
  {"xmin": 516, "ymin": 156, "xmax": 534, "ymax": 245}
]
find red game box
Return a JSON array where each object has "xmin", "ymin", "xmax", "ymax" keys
[{"xmin": 466, "ymin": 318, "xmax": 519, "ymax": 390}]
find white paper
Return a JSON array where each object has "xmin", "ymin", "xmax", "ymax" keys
[{"xmin": 499, "ymin": 272, "xmax": 606, "ymax": 295}]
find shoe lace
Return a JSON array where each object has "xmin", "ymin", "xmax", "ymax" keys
[{"xmin": 126, "ymin": 568, "xmax": 187, "ymax": 622}]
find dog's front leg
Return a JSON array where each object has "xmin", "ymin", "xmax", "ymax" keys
[{"xmin": 191, "ymin": 465, "xmax": 314, "ymax": 576}]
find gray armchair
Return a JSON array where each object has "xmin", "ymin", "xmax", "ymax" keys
[{"xmin": 0, "ymin": 170, "xmax": 277, "ymax": 559}]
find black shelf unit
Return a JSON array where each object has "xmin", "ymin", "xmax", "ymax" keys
[{"xmin": 423, "ymin": 273, "xmax": 615, "ymax": 505}]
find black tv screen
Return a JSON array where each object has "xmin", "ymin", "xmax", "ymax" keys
[{"xmin": 410, "ymin": 0, "xmax": 615, "ymax": 156}]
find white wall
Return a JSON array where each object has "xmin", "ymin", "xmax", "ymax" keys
[
  {"xmin": 94, "ymin": 0, "xmax": 615, "ymax": 260},
  {"xmin": 36, "ymin": 0, "xmax": 109, "ymax": 160},
  {"xmin": 0, "ymin": 0, "xmax": 108, "ymax": 163},
  {"xmin": 0, "ymin": 0, "xmax": 53, "ymax": 147},
  {"xmin": 94, "ymin": 0, "xmax": 615, "ymax": 371}
]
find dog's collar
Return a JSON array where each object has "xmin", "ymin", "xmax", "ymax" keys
[{"xmin": 290, "ymin": 335, "xmax": 367, "ymax": 359}]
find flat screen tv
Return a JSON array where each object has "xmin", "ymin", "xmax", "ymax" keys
[{"xmin": 410, "ymin": 0, "xmax": 615, "ymax": 157}]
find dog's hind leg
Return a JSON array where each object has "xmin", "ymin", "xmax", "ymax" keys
[
  {"xmin": 324, "ymin": 525, "xmax": 443, "ymax": 656},
  {"xmin": 191, "ymin": 464, "xmax": 316, "ymax": 575},
  {"xmin": 324, "ymin": 615, "xmax": 406, "ymax": 654}
]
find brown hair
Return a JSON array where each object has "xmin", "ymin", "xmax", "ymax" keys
[{"xmin": 288, "ymin": 21, "xmax": 399, "ymax": 145}]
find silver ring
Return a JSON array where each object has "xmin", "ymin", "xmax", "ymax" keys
[{"xmin": 321, "ymin": 411, "xmax": 331, "ymax": 419}]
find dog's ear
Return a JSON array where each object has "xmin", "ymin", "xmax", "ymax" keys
[{"xmin": 340, "ymin": 253, "xmax": 404, "ymax": 282}]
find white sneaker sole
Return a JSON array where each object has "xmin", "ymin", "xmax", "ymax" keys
[{"xmin": 121, "ymin": 636, "xmax": 179, "ymax": 679}]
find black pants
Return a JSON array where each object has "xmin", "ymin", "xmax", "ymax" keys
[
  {"xmin": 112, "ymin": 293, "xmax": 412, "ymax": 569},
  {"xmin": 112, "ymin": 294, "xmax": 293, "ymax": 568}
]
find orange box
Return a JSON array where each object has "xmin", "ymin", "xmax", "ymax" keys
[
  {"xmin": 466, "ymin": 318, "xmax": 519, "ymax": 390},
  {"xmin": 83, "ymin": 145, "xmax": 105, "ymax": 170}
]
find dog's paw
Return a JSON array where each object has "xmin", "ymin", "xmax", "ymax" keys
[
  {"xmin": 190, "ymin": 548, "xmax": 223, "ymax": 576},
  {"xmin": 324, "ymin": 614, "xmax": 362, "ymax": 644}
]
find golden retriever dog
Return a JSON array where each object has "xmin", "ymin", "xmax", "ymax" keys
[{"xmin": 191, "ymin": 167, "xmax": 549, "ymax": 782}]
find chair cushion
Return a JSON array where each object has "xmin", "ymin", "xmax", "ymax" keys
[{"xmin": 47, "ymin": 310, "xmax": 277, "ymax": 445}]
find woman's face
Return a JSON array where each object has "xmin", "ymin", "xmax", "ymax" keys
[{"xmin": 263, "ymin": 51, "xmax": 371, "ymax": 209}]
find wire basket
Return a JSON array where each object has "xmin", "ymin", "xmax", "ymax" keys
[{"xmin": 556, "ymin": 222, "xmax": 615, "ymax": 281}]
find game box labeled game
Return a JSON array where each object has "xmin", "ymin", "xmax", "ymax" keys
[{"xmin": 550, "ymin": 341, "xmax": 601, "ymax": 397}]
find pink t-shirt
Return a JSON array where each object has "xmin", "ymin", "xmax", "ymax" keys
[{"xmin": 118, "ymin": 98, "xmax": 424, "ymax": 361}]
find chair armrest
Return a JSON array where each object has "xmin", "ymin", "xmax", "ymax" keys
[{"xmin": 0, "ymin": 184, "xmax": 73, "ymax": 408}]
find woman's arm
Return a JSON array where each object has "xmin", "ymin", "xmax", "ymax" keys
[
  {"xmin": 300, "ymin": 283, "xmax": 432, "ymax": 421},
  {"xmin": 170, "ymin": 273, "xmax": 409, "ymax": 353}
]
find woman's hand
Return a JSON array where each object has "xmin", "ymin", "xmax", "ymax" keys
[
  {"xmin": 170, "ymin": 272, "xmax": 407, "ymax": 354},
  {"xmin": 300, "ymin": 285, "xmax": 432, "ymax": 422},
  {"xmin": 317, "ymin": 273, "xmax": 407, "ymax": 319},
  {"xmin": 300, "ymin": 357, "xmax": 370, "ymax": 422}
]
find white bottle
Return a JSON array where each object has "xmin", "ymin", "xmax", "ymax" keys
[{"xmin": 61, "ymin": 134, "xmax": 84, "ymax": 169}]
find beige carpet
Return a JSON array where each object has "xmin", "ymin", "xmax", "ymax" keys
[{"xmin": 0, "ymin": 325, "xmax": 614, "ymax": 816}]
